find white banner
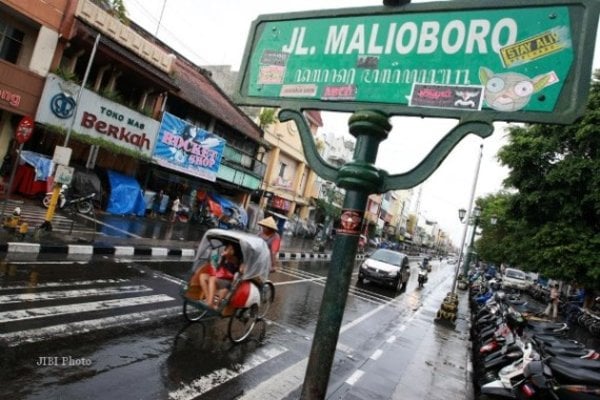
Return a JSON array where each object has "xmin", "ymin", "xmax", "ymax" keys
[{"xmin": 36, "ymin": 74, "xmax": 159, "ymax": 157}]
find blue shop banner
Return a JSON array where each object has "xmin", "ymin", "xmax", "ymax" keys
[{"xmin": 153, "ymin": 112, "xmax": 226, "ymax": 181}]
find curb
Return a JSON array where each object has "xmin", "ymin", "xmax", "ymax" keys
[
  {"xmin": 0, "ymin": 241, "xmax": 370, "ymax": 260},
  {"xmin": 0, "ymin": 241, "xmax": 196, "ymax": 257}
]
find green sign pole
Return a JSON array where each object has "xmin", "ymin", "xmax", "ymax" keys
[{"xmin": 278, "ymin": 109, "xmax": 493, "ymax": 399}]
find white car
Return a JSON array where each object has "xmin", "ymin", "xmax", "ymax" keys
[
  {"xmin": 501, "ymin": 268, "xmax": 531, "ymax": 291},
  {"xmin": 358, "ymin": 249, "xmax": 410, "ymax": 291}
]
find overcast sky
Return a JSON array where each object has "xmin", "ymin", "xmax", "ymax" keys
[{"xmin": 122, "ymin": 0, "xmax": 600, "ymax": 244}]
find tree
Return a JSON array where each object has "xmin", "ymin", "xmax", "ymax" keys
[
  {"xmin": 491, "ymin": 71, "xmax": 600, "ymax": 287},
  {"xmin": 315, "ymin": 183, "xmax": 343, "ymax": 236},
  {"xmin": 96, "ymin": 0, "xmax": 128, "ymax": 24},
  {"xmin": 258, "ymin": 108, "xmax": 279, "ymax": 130}
]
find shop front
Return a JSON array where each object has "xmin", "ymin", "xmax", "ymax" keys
[{"xmin": 0, "ymin": 61, "xmax": 45, "ymax": 190}]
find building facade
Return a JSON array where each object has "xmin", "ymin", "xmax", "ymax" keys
[{"xmin": 2, "ymin": 0, "xmax": 264, "ymax": 221}]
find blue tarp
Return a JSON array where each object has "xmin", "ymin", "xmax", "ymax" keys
[
  {"xmin": 106, "ymin": 170, "xmax": 146, "ymax": 216},
  {"xmin": 19, "ymin": 150, "xmax": 53, "ymax": 181},
  {"xmin": 209, "ymin": 192, "xmax": 248, "ymax": 228}
]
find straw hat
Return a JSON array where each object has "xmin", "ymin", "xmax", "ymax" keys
[{"xmin": 258, "ymin": 216, "xmax": 278, "ymax": 231}]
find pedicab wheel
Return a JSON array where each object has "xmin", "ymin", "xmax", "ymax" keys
[
  {"xmin": 228, "ymin": 304, "xmax": 258, "ymax": 343},
  {"xmin": 257, "ymin": 281, "xmax": 275, "ymax": 319},
  {"xmin": 183, "ymin": 299, "xmax": 209, "ymax": 322}
]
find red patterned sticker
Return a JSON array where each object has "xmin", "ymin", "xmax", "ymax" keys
[{"xmin": 337, "ymin": 209, "xmax": 363, "ymax": 235}]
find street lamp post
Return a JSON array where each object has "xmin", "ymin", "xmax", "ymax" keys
[
  {"xmin": 461, "ymin": 206, "xmax": 481, "ymax": 276},
  {"xmin": 437, "ymin": 144, "xmax": 484, "ymax": 326},
  {"xmin": 40, "ymin": 33, "xmax": 100, "ymax": 231}
]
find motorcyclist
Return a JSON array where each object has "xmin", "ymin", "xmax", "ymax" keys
[{"xmin": 417, "ymin": 262, "xmax": 428, "ymax": 287}]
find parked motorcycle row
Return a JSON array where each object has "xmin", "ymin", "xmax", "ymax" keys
[{"xmin": 469, "ymin": 277, "xmax": 600, "ymax": 399}]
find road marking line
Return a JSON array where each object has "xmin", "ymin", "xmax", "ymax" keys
[
  {"xmin": 370, "ymin": 349, "xmax": 383, "ymax": 360},
  {"xmin": 0, "ymin": 294, "xmax": 175, "ymax": 323},
  {"xmin": 0, "ymin": 306, "xmax": 181, "ymax": 347},
  {"xmin": 0, "ymin": 285, "xmax": 152, "ymax": 303},
  {"xmin": 274, "ymin": 277, "xmax": 325, "ymax": 286},
  {"xmin": 168, "ymin": 345, "xmax": 288, "ymax": 400},
  {"xmin": 345, "ymin": 369, "xmax": 365, "ymax": 385},
  {"xmin": 76, "ymin": 214, "xmax": 143, "ymax": 239},
  {"xmin": 0, "ymin": 260, "xmax": 93, "ymax": 265},
  {"xmin": 236, "ymin": 358, "xmax": 307, "ymax": 400},
  {"xmin": 151, "ymin": 271, "xmax": 185, "ymax": 285},
  {"xmin": 0, "ymin": 279, "xmax": 130, "ymax": 291},
  {"xmin": 386, "ymin": 335, "xmax": 396, "ymax": 343}
]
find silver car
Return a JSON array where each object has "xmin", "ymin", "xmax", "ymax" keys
[
  {"xmin": 358, "ymin": 249, "xmax": 410, "ymax": 291},
  {"xmin": 501, "ymin": 268, "xmax": 531, "ymax": 291}
]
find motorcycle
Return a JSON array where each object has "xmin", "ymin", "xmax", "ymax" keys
[
  {"xmin": 418, "ymin": 264, "xmax": 428, "ymax": 288},
  {"xmin": 42, "ymin": 185, "xmax": 96, "ymax": 215}
]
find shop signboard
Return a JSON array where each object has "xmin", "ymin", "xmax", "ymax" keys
[
  {"xmin": 235, "ymin": 0, "xmax": 599, "ymax": 124},
  {"xmin": 153, "ymin": 112, "xmax": 226, "ymax": 182},
  {"xmin": 36, "ymin": 74, "xmax": 159, "ymax": 157}
]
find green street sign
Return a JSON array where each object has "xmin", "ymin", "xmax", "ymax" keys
[{"xmin": 235, "ymin": 0, "xmax": 599, "ymax": 124}]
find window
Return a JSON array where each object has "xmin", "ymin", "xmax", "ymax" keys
[
  {"xmin": 278, "ymin": 162, "xmax": 287, "ymax": 178},
  {"xmin": 0, "ymin": 20, "xmax": 24, "ymax": 64}
]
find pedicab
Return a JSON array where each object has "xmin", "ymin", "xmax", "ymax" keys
[{"xmin": 181, "ymin": 229, "xmax": 275, "ymax": 342}]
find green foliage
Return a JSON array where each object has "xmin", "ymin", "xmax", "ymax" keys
[
  {"xmin": 258, "ymin": 108, "xmax": 278, "ymax": 129},
  {"xmin": 95, "ymin": 0, "xmax": 129, "ymax": 24},
  {"xmin": 53, "ymin": 67, "xmax": 78, "ymax": 83},
  {"xmin": 316, "ymin": 184, "xmax": 342, "ymax": 220},
  {"xmin": 100, "ymin": 88, "xmax": 124, "ymax": 103},
  {"xmin": 484, "ymin": 74, "xmax": 600, "ymax": 288}
]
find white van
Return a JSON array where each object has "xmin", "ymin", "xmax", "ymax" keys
[{"xmin": 501, "ymin": 268, "xmax": 531, "ymax": 291}]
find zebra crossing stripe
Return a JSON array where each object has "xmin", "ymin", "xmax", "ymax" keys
[
  {"xmin": 0, "ymin": 305, "xmax": 181, "ymax": 347},
  {"xmin": 0, "ymin": 294, "xmax": 175, "ymax": 323},
  {"xmin": 0, "ymin": 285, "xmax": 152, "ymax": 303},
  {"xmin": 0, "ymin": 279, "xmax": 130, "ymax": 291}
]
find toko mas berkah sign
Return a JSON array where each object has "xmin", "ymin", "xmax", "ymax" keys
[{"xmin": 235, "ymin": 0, "xmax": 599, "ymax": 124}]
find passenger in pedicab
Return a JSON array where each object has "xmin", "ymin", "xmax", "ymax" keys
[
  {"xmin": 195, "ymin": 242, "xmax": 244, "ymax": 309},
  {"xmin": 185, "ymin": 229, "xmax": 272, "ymax": 316}
]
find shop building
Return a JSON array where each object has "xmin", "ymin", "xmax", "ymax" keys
[
  {"xmin": 259, "ymin": 110, "xmax": 322, "ymax": 226},
  {"xmin": 0, "ymin": 0, "xmax": 68, "ymax": 189},
  {"xmin": 7, "ymin": 0, "xmax": 264, "ymax": 217}
]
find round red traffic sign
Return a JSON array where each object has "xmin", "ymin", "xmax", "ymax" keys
[{"xmin": 15, "ymin": 115, "xmax": 34, "ymax": 144}]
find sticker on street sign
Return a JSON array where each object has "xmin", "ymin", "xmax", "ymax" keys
[{"xmin": 236, "ymin": 0, "xmax": 599, "ymax": 124}]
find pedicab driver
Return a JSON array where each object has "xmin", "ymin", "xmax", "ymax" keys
[{"xmin": 258, "ymin": 217, "xmax": 281, "ymax": 273}]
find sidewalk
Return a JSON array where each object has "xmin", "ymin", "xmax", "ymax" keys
[{"xmin": 0, "ymin": 197, "xmax": 332, "ymax": 258}]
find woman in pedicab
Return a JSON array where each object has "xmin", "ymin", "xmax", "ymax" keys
[{"xmin": 181, "ymin": 229, "xmax": 275, "ymax": 342}]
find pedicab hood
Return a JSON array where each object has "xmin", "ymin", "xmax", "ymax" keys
[{"xmin": 193, "ymin": 228, "xmax": 272, "ymax": 283}]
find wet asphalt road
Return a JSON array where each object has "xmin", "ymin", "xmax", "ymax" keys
[{"xmin": 0, "ymin": 256, "xmax": 465, "ymax": 400}]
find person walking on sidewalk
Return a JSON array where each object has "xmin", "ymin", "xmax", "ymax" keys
[
  {"xmin": 170, "ymin": 196, "xmax": 181, "ymax": 222},
  {"xmin": 150, "ymin": 190, "xmax": 164, "ymax": 218},
  {"xmin": 545, "ymin": 283, "xmax": 560, "ymax": 320},
  {"xmin": 258, "ymin": 216, "xmax": 280, "ymax": 273}
]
